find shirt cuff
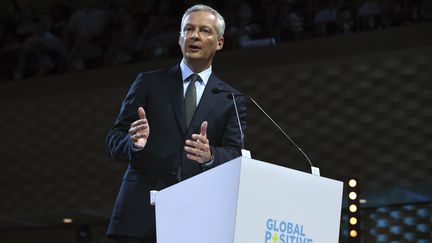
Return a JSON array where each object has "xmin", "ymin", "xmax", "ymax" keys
[{"xmin": 203, "ymin": 155, "xmax": 214, "ymax": 168}]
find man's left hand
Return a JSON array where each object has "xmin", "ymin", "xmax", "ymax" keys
[{"xmin": 184, "ymin": 121, "xmax": 212, "ymax": 163}]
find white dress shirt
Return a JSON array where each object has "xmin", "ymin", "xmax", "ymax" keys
[{"xmin": 180, "ymin": 59, "xmax": 212, "ymax": 106}]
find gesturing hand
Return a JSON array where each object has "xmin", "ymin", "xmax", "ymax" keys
[
  {"xmin": 129, "ymin": 107, "xmax": 150, "ymax": 150},
  {"xmin": 184, "ymin": 121, "xmax": 212, "ymax": 163}
]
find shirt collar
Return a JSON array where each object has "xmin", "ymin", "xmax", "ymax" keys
[{"xmin": 180, "ymin": 59, "xmax": 212, "ymax": 85}]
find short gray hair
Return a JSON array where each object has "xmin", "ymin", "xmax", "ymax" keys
[{"xmin": 180, "ymin": 4, "xmax": 225, "ymax": 37}]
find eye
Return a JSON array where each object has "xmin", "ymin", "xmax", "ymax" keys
[
  {"xmin": 183, "ymin": 26, "xmax": 194, "ymax": 34},
  {"xmin": 201, "ymin": 28, "xmax": 211, "ymax": 35}
]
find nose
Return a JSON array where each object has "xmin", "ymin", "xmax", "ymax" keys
[{"xmin": 190, "ymin": 29, "xmax": 200, "ymax": 39}]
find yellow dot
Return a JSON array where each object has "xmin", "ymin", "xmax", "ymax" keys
[
  {"xmin": 349, "ymin": 204, "xmax": 358, "ymax": 212},
  {"xmin": 349, "ymin": 217, "xmax": 358, "ymax": 225},
  {"xmin": 348, "ymin": 179, "xmax": 357, "ymax": 187},
  {"xmin": 63, "ymin": 218, "xmax": 73, "ymax": 224},
  {"xmin": 349, "ymin": 192, "xmax": 357, "ymax": 200},
  {"xmin": 350, "ymin": 230, "xmax": 358, "ymax": 237}
]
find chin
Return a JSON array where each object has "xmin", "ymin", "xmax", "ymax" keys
[
  {"xmin": 185, "ymin": 54, "xmax": 205, "ymax": 62},
  {"xmin": 186, "ymin": 51, "xmax": 203, "ymax": 57}
]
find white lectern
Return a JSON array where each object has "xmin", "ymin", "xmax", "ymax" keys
[{"xmin": 154, "ymin": 157, "xmax": 343, "ymax": 243}]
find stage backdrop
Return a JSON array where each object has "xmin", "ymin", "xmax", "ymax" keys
[{"xmin": 0, "ymin": 23, "xmax": 431, "ymax": 242}]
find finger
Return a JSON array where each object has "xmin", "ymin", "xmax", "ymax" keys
[
  {"xmin": 138, "ymin": 107, "xmax": 146, "ymax": 119},
  {"xmin": 191, "ymin": 134, "xmax": 209, "ymax": 144},
  {"xmin": 184, "ymin": 146, "xmax": 207, "ymax": 162},
  {"xmin": 129, "ymin": 124, "xmax": 148, "ymax": 135},
  {"xmin": 130, "ymin": 118, "xmax": 147, "ymax": 128},
  {"xmin": 134, "ymin": 144, "xmax": 145, "ymax": 149},
  {"xmin": 184, "ymin": 140, "xmax": 199, "ymax": 151},
  {"xmin": 184, "ymin": 145, "xmax": 203, "ymax": 156},
  {"xmin": 200, "ymin": 121, "xmax": 208, "ymax": 137},
  {"xmin": 131, "ymin": 133, "xmax": 148, "ymax": 142},
  {"xmin": 185, "ymin": 139, "xmax": 208, "ymax": 151}
]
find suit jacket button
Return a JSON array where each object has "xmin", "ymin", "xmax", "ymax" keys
[{"xmin": 171, "ymin": 170, "xmax": 177, "ymax": 176}]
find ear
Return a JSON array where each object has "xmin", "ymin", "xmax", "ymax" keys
[{"xmin": 216, "ymin": 36, "xmax": 224, "ymax": 51}]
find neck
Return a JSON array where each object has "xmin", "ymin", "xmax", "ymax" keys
[{"xmin": 184, "ymin": 58, "xmax": 212, "ymax": 73}]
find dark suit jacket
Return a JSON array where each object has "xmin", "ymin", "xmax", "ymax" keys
[{"xmin": 106, "ymin": 65, "xmax": 247, "ymax": 238}]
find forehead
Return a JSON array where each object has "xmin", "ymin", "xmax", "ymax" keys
[{"xmin": 182, "ymin": 11, "xmax": 217, "ymax": 28}]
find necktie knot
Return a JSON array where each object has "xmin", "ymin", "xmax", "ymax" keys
[{"xmin": 189, "ymin": 73, "xmax": 200, "ymax": 84}]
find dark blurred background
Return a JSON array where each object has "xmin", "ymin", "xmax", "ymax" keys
[{"xmin": 0, "ymin": 0, "xmax": 431, "ymax": 242}]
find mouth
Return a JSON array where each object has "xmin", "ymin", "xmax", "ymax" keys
[{"xmin": 188, "ymin": 44, "xmax": 201, "ymax": 52}]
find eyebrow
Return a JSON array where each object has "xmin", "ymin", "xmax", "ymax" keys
[{"xmin": 183, "ymin": 23, "xmax": 213, "ymax": 30}]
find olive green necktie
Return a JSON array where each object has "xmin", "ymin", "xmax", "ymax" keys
[{"xmin": 185, "ymin": 73, "xmax": 199, "ymax": 127}]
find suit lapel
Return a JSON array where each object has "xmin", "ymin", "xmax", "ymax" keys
[
  {"xmin": 165, "ymin": 65, "xmax": 186, "ymax": 135},
  {"xmin": 187, "ymin": 74, "xmax": 224, "ymax": 136}
]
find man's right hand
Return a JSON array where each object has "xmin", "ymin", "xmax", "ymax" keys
[{"xmin": 129, "ymin": 107, "xmax": 150, "ymax": 150}]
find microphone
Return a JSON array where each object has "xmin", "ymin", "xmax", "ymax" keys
[
  {"xmin": 212, "ymin": 88, "xmax": 319, "ymax": 175},
  {"xmin": 211, "ymin": 87, "xmax": 227, "ymax": 94},
  {"xmin": 212, "ymin": 88, "xmax": 240, "ymax": 100},
  {"xmin": 212, "ymin": 87, "xmax": 250, "ymax": 158}
]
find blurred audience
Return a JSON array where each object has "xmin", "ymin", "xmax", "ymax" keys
[
  {"xmin": 16, "ymin": 15, "xmax": 67, "ymax": 79},
  {"xmin": 104, "ymin": 8, "xmax": 141, "ymax": 65},
  {"xmin": 68, "ymin": 1, "xmax": 108, "ymax": 70},
  {"xmin": 278, "ymin": 2, "xmax": 304, "ymax": 40},
  {"xmin": 357, "ymin": 0, "xmax": 381, "ymax": 29},
  {"xmin": 314, "ymin": 2, "xmax": 339, "ymax": 35},
  {"xmin": 0, "ymin": 0, "xmax": 429, "ymax": 81}
]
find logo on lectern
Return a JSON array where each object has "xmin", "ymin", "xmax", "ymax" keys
[{"xmin": 264, "ymin": 218, "xmax": 313, "ymax": 243}]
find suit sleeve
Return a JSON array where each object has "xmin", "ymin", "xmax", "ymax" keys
[
  {"xmin": 204, "ymin": 95, "xmax": 247, "ymax": 169},
  {"xmin": 106, "ymin": 73, "xmax": 146, "ymax": 162}
]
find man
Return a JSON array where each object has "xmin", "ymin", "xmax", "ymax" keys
[{"xmin": 106, "ymin": 4, "xmax": 247, "ymax": 243}]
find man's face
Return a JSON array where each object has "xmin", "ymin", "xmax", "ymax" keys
[{"xmin": 179, "ymin": 11, "xmax": 224, "ymax": 69}]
